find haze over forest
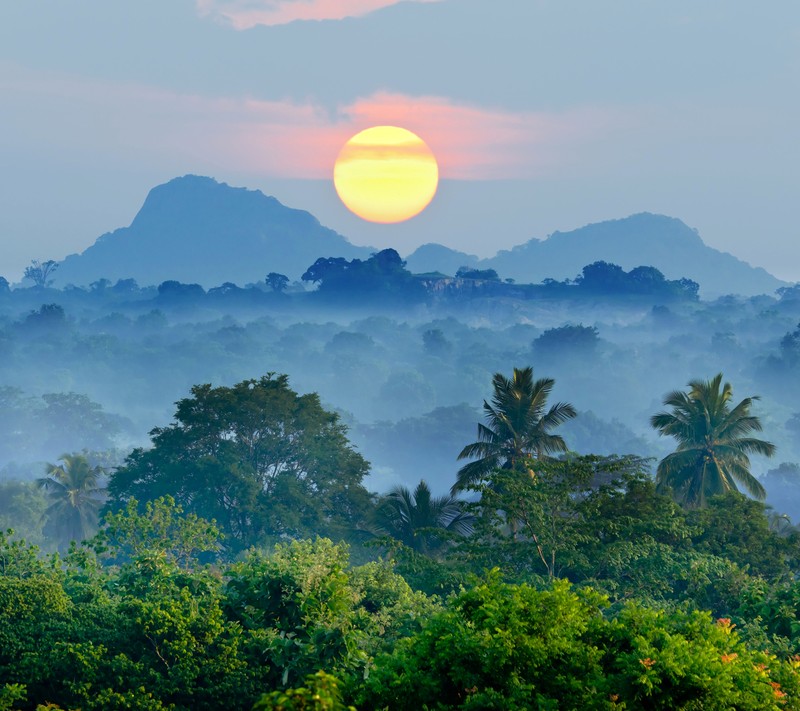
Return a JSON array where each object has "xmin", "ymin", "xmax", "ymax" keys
[
  {"xmin": 2, "ymin": 175, "xmax": 799, "ymax": 507},
  {"xmin": 4, "ymin": 175, "xmax": 800, "ymax": 708}
]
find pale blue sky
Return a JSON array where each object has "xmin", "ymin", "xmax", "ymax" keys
[{"xmin": 1, "ymin": 0, "xmax": 798, "ymax": 281}]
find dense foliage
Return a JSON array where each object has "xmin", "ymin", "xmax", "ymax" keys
[
  {"xmin": 107, "ymin": 375, "xmax": 371, "ymax": 552},
  {"xmin": 0, "ymin": 498, "xmax": 439, "ymax": 711},
  {"xmin": 358, "ymin": 576, "xmax": 800, "ymax": 710},
  {"xmin": 2, "ymin": 261, "xmax": 800, "ymax": 708},
  {"xmin": 5, "ymin": 489, "xmax": 800, "ymax": 709}
]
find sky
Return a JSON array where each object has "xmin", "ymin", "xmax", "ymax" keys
[{"xmin": 1, "ymin": 0, "xmax": 799, "ymax": 282}]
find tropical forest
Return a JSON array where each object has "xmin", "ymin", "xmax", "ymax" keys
[
  {"xmin": 5, "ymin": 0, "xmax": 800, "ymax": 705},
  {"xmin": 3, "ymin": 239, "xmax": 800, "ymax": 710}
]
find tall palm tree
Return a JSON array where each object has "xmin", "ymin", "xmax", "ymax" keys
[
  {"xmin": 37, "ymin": 453, "xmax": 106, "ymax": 549},
  {"xmin": 650, "ymin": 374, "xmax": 775, "ymax": 508},
  {"xmin": 374, "ymin": 480, "xmax": 473, "ymax": 555},
  {"xmin": 453, "ymin": 366, "xmax": 577, "ymax": 493}
]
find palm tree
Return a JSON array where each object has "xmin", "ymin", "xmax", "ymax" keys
[
  {"xmin": 453, "ymin": 366, "xmax": 577, "ymax": 493},
  {"xmin": 374, "ymin": 480, "xmax": 473, "ymax": 555},
  {"xmin": 650, "ymin": 374, "xmax": 775, "ymax": 508},
  {"xmin": 37, "ymin": 453, "xmax": 106, "ymax": 549}
]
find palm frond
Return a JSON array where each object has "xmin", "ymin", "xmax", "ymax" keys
[
  {"xmin": 453, "ymin": 458, "xmax": 497, "ymax": 493},
  {"xmin": 725, "ymin": 459, "xmax": 767, "ymax": 500},
  {"xmin": 456, "ymin": 366, "xmax": 575, "ymax": 492},
  {"xmin": 539, "ymin": 402, "xmax": 578, "ymax": 430},
  {"xmin": 652, "ymin": 374, "xmax": 774, "ymax": 508}
]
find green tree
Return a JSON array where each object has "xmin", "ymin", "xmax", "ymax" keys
[
  {"xmin": 688, "ymin": 493, "xmax": 799, "ymax": 581},
  {"xmin": 0, "ymin": 520, "xmax": 441, "ymax": 710},
  {"xmin": 373, "ymin": 480, "xmax": 473, "ymax": 555},
  {"xmin": 107, "ymin": 374, "xmax": 371, "ymax": 551},
  {"xmin": 455, "ymin": 267, "xmax": 500, "ymax": 281},
  {"xmin": 0, "ymin": 684, "xmax": 26, "ymax": 711},
  {"xmin": 357, "ymin": 574, "xmax": 800, "ymax": 710},
  {"xmin": 224, "ymin": 539, "xmax": 368, "ymax": 688},
  {"xmin": 0, "ymin": 518, "xmax": 263, "ymax": 710},
  {"xmin": 736, "ymin": 577, "xmax": 800, "ymax": 656},
  {"xmin": 349, "ymin": 559, "xmax": 440, "ymax": 654},
  {"xmin": 97, "ymin": 496, "xmax": 222, "ymax": 568},
  {"xmin": 465, "ymin": 458, "xmax": 592, "ymax": 580},
  {"xmin": 22, "ymin": 303, "xmax": 66, "ymax": 330},
  {"xmin": 252, "ymin": 671, "xmax": 354, "ymax": 710},
  {"xmin": 454, "ymin": 366, "xmax": 576, "ymax": 492},
  {"xmin": 651, "ymin": 374, "xmax": 775, "ymax": 508},
  {"xmin": 464, "ymin": 455, "xmax": 647, "ymax": 581},
  {"xmin": 422, "ymin": 328, "xmax": 452, "ymax": 356},
  {"xmin": 37, "ymin": 453, "xmax": 105, "ymax": 549}
]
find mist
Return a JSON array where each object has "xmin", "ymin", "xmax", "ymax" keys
[{"xmin": 2, "ymin": 265, "xmax": 799, "ymax": 541}]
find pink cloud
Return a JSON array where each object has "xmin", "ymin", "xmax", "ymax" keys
[
  {"xmin": 338, "ymin": 93, "xmax": 625, "ymax": 180},
  {"xmin": 195, "ymin": 0, "xmax": 443, "ymax": 29},
  {"xmin": 0, "ymin": 62, "xmax": 627, "ymax": 181},
  {"xmin": 219, "ymin": 92, "xmax": 625, "ymax": 181}
]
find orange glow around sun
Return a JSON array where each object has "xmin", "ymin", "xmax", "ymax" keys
[{"xmin": 333, "ymin": 126, "xmax": 439, "ymax": 223}]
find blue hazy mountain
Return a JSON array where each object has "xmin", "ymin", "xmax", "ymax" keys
[
  {"xmin": 405, "ymin": 213, "xmax": 785, "ymax": 297},
  {"xmin": 55, "ymin": 175, "xmax": 374, "ymax": 287},
  {"xmin": 404, "ymin": 243, "xmax": 480, "ymax": 276},
  {"xmin": 57, "ymin": 179, "xmax": 784, "ymax": 297}
]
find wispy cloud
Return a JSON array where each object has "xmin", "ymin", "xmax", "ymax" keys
[
  {"xmin": 195, "ymin": 0, "xmax": 443, "ymax": 29},
  {"xmin": 196, "ymin": 92, "xmax": 625, "ymax": 181},
  {"xmin": 0, "ymin": 62, "xmax": 628, "ymax": 181},
  {"xmin": 341, "ymin": 93, "xmax": 625, "ymax": 180}
]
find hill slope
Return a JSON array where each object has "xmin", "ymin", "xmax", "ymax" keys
[
  {"xmin": 404, "ymin": 243, "xmax": 480, "ymax": 276},
  {"xmin": 56, "ymin": 176, "xmax": 374, "ymax": 287},
  {"xmin": 406, "ymin": 213, "xmax": 784, "ymax": 297}
]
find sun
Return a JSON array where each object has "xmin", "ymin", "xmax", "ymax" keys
[{"xmin": 333, "ymin": 126, "xmax": 439, "ymax": 223}]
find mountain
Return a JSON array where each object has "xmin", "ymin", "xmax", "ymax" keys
[
  {"xmin": 55, "ymin": 176, "xmax": 374, "ymax": 288},
  {"xmin": 57, "ymin": 180, "xmax": 785, "ymax": 297},
  {"xmin": 404, "ymin": 243, "xmax": 479, "ymax": 276},
  {"xmin": 406, "ymin": 213, "xmax": 785, "ymax": 297}
]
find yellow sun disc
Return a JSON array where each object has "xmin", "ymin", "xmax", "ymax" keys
[{"xmin": 333, "ymin": 126, "xmax": 439, "ymax": 223}]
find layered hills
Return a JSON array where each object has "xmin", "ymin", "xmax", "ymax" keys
[
  {"xmin": 406, "ymin": 213, "xmax": 784, "ymax": 297},
  {"xmin": 55, "ymin": 176, "xmax": 786, "ymax": 296}
]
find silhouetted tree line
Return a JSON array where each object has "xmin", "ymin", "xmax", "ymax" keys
[
  {"xmin": 538, "ymin": 260, "xmax": 699, "ymax": 300},
  {"xmin": 301, "ymin": 248, "xmax": 427, "ymax": 303},
  {"xmin": 2, "ymin": 255, "xmax": 702, "ymax": 310}
]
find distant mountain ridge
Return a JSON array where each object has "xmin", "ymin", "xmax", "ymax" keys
[
  {"xmin": 406, "ymin": 213, "xmax": 785, "ymax": 297},
  {"xmin": 56, "ymin": 176, "xmax": 374, "ymax": 287},
  {"xmin": 404, "ymin": 243, "xmax": 480, "ymax": 277},
  {"xmin": 56, "ymin": 177, "xmax": 786, "ymax": 297}
]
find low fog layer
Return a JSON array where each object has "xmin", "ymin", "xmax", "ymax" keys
[{"xmin": 1, "ymin": 271, "xmax": 799, "ymax": 523}]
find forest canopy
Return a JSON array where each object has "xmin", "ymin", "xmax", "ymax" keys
[
  {"xmin": 107, "ymin": 374, "xmax": 372, "ymax": 551},
  {"xmin": 1, "ymin": 251, "xmax": 800, "ymax": 709}
]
